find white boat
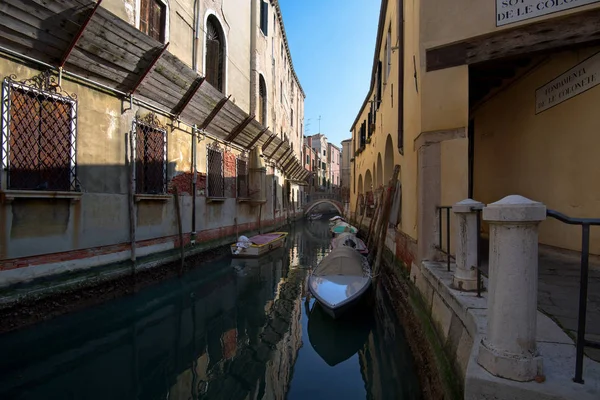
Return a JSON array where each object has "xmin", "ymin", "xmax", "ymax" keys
[
  {"xmin": 230, "ymin": 232, "xmax": 288, "ymax": 258},
  {"xmin": 308, "ymin": 213, "xmax": 323, "ymax": 221},
  {"xmin": 328, "ymin": 216, "xmax": 345, "ymax": 226},
  {"xmin": 308, "ymin": 246, "xmax": 372, "ymax": 319},
  {"xmin": 331, "ymin": 232, "xmax": 368, "ymax": 255}
]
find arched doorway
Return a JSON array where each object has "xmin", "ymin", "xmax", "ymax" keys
[
  {"xmin": 384, "ymin": 134, "xmax": 394, "ymax": 183},
  {"xmin": 377, "ymin": 153, "xmax": 383, "ymax": 187}
]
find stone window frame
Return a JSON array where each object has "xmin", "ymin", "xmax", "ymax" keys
[
  {"xmin": 135, "ymin": 0, "xmax": 170, "ymax": 44},
  {"xmin": 1, "ymin": 71, "xmax": 79, "ymax": 193}
]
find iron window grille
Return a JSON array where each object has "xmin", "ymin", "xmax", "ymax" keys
[
  {"xmin": 1, "ymin": 71, "xmax": 78, "ymax": 192},
  {"xmin": 237, "ymin": 154, "xmax": 249, "ymax": 198},
  {"xmin": 207, "ymin": 142, "xmax": 224, "ymax": 198},
  {"xmin": 133, "ymin": 113, "xmax": 167, "ymax": 195}
]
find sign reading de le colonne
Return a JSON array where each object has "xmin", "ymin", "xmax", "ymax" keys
[
  {"xmin": 535, "ymin": 51, "xmax": 600, "ymax": 113},
  {"xmin": 497, "ymin": 0, "xmax": 600, "ymax": 26}
]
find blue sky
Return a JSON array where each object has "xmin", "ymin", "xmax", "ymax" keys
[{"xmin": 278, "ymin": 0, "xmax": 381, "ymax": 148}]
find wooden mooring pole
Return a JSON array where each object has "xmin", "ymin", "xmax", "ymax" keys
[
  {"xmin": 173, "ymin": 187, "xmax": 185, "ymax": 276},
  {"xmin": 373, "ymin": 165, "xmax": 400, "ymax": 274}
]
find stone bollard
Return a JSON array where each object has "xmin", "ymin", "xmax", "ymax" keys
[
  {"xmin": 452, "ymin": 199, "xmax": 484, "ymax": 291},
  {"xmin": 478, "ymin": 195, "xmax": 546, "ymax": 382}
]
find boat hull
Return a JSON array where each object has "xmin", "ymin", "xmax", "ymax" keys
[
  {"xmin": 230, "ymin": 232, "xmax": 288, "ymax": 258},
  {"xmin": 308, "ymin": 274, "xmax": 371, "ymax": 320}
]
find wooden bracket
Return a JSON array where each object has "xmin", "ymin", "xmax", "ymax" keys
[
  {"xmin": 199, "ymin": 95, "xmax": 231, "ymax": 131},
  {"xmin": 246, "ymin": 126, "xmax": 269, "ymax": 150},
  {"xmin": 226, "ymin": 114, "xmax": 254, "ymax": 142}
]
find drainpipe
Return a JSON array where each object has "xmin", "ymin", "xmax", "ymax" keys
[
  {"xmin": 192, "ymin": 0, "xmax": 199, "ymax": 72},
  {"xmin": 128, "ymin": 119, "xmax": 137, "ymax": 273},
  {"xmin": 191, "ymin": 125, "xmax": 197, "ymax": 244},
  {"xmin": 249, "ymin": 0, "xmax": 258, "ymax": 116}
]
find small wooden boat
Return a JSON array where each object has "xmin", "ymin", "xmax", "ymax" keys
[
  {"xmin": 230, "ymin": 232, "xmax": 288, "ymax": 258},
  {"xmin": 328, "ymin": 216, "xmax": 345, "ymax": 226},
  {"xmin": 308, "ymin": 246, "xmax": 372, "ymax": 319},
  {"xmin": 308, "ymin": 213, "xmax": 323, "ymax": 221},
  {"xmin": 331, "ymin": 232, "xmax": 368, "ymax": 255}
]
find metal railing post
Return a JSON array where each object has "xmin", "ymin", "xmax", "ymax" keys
[
  {"xmin": 476, "ymin": 208, "xmax": 482, "ymax": 297},
  {"xmin": 574, "ymin": 223, "xmax": 590, "ymax": 383},
  {"xmin": 446, "ymin": 207, "xmax": 451, "ymax": 271}
]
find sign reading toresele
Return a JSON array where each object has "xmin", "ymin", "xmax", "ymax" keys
[
  {"xmin": 496, "ymin": 0, "xmax": 600, "ymax": 26},
  {"xmin": 535, "ymin": 51, "xmax": 600, "ymax": 113}
]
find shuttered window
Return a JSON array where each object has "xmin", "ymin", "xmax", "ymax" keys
[
  {"xmin": 259, "ymin": 75, "xmax": 267, "ymax": 125},
  {"xmin": 140, "ymin": 0, "xmax": 166, "ymax": 42},
  {"xmin": 206, "ymin": 16, "xmax": 224, "ymax": 92},
  {"xmin": 260, "ymin": 1, "xmax": 269, "ymax": 35},
  {"xmin": 376, "ymin": 61, "xmax": 382, "ymax": 109}
]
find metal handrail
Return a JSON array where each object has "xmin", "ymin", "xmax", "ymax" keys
[
  {"xmin": 436, "ymin": 206, "xmax": 453, "ymax": 271},
  {"xmin": 545, "ymin": 209, "xmax": 600, "ymax": 384}
]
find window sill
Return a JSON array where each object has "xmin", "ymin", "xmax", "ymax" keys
[
  {"xmin": 206, "ymin": 197, "xmax": 227, "ymax": 203},
  {"xmin": 1, "ymin": 190, "xmax": 82, "ymax": 204},
  {"xmin": 134, "ymin": 194, "xmax": 171, "ymax": 202}
]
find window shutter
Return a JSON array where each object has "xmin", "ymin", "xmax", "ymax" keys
[
  {"xmin": 140, "ymin": 0, "xmax": 149, "ymax": 35},
  {"xmin": 206, "ymin": 39, "xmax": 220, "ymax": 89},
  {"xmin": 260, "ymin": 1, "xmax": 269, "ymax": 35},
  {"xmin": 377, "ymin": 61, "xmax": 382, "ymax": 109}
]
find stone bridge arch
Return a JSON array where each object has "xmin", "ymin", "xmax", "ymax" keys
[{"xmin": 303, "ymin": 199, "xmax": 343, "ymax": 215}]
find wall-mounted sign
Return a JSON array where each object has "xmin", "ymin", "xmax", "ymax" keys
[
  {"xmin": 497, "ymin": 0, "xmax": 600, "ymax": 26},
  {"xmin": 535, "ymin": 51, "xmax": 600, "ymax": 113}
]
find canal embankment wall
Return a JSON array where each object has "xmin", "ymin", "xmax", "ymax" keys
[
  {"xmin": 358, "ymin": 214, "xmax": 600, "ymax": 400},
  {"xmin": 0, "ymin": 213, "xmax": 301, "ymax": 334}
]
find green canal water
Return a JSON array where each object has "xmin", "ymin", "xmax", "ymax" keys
[{"xmin": 0, "ymin": 220, "xmax": 422, "ymax": 400}]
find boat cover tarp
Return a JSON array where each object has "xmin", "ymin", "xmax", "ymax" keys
[
  {"xmin": 331, "ymin": 221, "xmax": 358, "ymax": 234},
  {"xmin": 332, "ymin": 233, "xmax": 366, "ymax": 251},
  {"xmin": 249, "ymin": 233, "xmax": 282, "ymax": 245},
  {"xmin": 313, "ymin": 247, "xmax": 365, "ymax": 277}
]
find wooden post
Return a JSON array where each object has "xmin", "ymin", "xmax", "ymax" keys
[
  {"xmin": 127, "ymin": 130, "xmax": 137, "ymax": 289},
  {"xmin": 370, "ymin": 188, "xmax": 387, "ymax": 260},
  {"xmin": 359, "ymin": 195, "xmax": 367, "ymax": 231},
  {"xmin": 366, "ymin": 191, "xmax": 382, "ymax": 249},
  {"xmin": 173, "ymin": 187, "xmax": 185, "ymax": 275},
  {"xmin": 374, "ymin": 165, "xmax": 400, "ymax": 274},
  {"xmin": 353, "ymin": 194, "xmax": 361, "ymax": 226},
  {"xmin": 258, "ymin": 203, "xmax": 263, "ymax": 233}
]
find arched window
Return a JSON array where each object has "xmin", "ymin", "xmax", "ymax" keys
[
  {"xmin": 259, "ymin": 74, "xmax": 267, "ymax": 125},
  {"xmin": 205, "ymin": 15, "xmax": 225, "ymax": 92}
]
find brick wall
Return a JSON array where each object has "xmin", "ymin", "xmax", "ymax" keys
[{"xmin": 224, "ymin": 150, "xmax": 236, "ymax": 198}]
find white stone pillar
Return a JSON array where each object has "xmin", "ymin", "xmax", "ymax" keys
[
  {"xmin": 452, "ymin": 199, "xmax": 484, "ymax": 291},
  {"xmin": 478, "ymin": 195, "xmax": 546, "ymax": 382}
]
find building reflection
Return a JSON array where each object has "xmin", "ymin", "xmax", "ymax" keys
[{"xmin": 0, "ymin": 243, "xmax": 306, "ymax": 400}]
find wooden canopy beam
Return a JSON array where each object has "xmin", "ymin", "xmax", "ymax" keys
[
  {"xmin": 60, "ymin": 0, "xmax": 104, "ymax": 68},
  {"xmin": 281, "ymin": 153, "xmax": 295, "ymax": 169},
  {"xmin": 226, "ymin": 115, "xmax": 254, "ymax": 142},
  {"xmin": 287, "ymin": 163, "xmax": 299, "ymax": 178},
  {"xmin": 130, "ymin": 42, "xmax": 170, "ymax": 95},
  {"xmin": 426, "ymin": 8, "xmax": 600, "ymax": 71},
  {"xmin": 261, "ymin": 134, "xmax": 277, "ymax": 151},
  {"xmin": 268, "ymin": 141, "xmax": 284, "ymax": 158},
  {"xmin": 173, "ymin": 77, "xmax": 205, "ymax": 117},
  {"xmin": 278, "ymin": 148, "xmax": 292, "ymax": 164},
  {"xmin": 198, "ymin": 95, "xmax": 231, "ymax": 131},
  {"xmin": 246, "ymin": 126, "xmax": 269, "ymax": 150}
]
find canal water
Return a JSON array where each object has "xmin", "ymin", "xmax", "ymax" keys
[{"xmin": 0, "ymin": 220, "xmax": 422, "ymax": 400}]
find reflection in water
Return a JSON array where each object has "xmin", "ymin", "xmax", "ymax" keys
[
  {"xmin": 0, "ymin": 221, "xmax": 421, "ymax": 400},
  {"xmin": 307, "ymin": 301, "xmax": 373, "ymax": 367}
]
